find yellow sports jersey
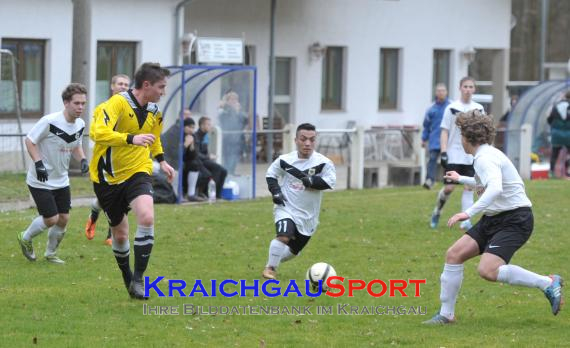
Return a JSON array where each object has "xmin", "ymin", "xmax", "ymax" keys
[
  {"xmin": 89, "ymin": 91, "xmax": 165, "ymax": 184},
  {"xmin": 89, "ymin": 102, "xmax": 104, "ymax": 141}
]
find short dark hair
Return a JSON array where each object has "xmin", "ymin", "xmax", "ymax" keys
[
  {"xmin": 184, "ymin": 118, "xmax": 195, "ymax": 127},
  {"xmin": 456, "ymin": 110, "xmax": 495, "ymax": 146},
  {"xmin": 133, "ymin": 63, "xmax": 170, "ymax": 89},
  {"xmin": 459, "ymin": 76, "xmax": 476, "ymax": 87},
  {"xmin": 61, "ymin": 83, "xmax": 87, "ymax": 102},
  {"xmin": 296, "ymin": 123, "xmax": 316, "ymax": 135},
  {"xmin": 198, "ymin": 116, "xmax": 211, "ymax": 127}
]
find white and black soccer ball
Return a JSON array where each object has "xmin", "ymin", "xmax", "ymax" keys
[{"xmin": 306, "ymin": 262, "xmax": 337, "ymax": 291}]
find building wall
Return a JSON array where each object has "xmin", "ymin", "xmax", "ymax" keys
[
  {"xmin": 89, "ymin": 0, "xmax": 179, "ymax": 109},
  {"xmin": 0, "ymin": 0, "xmax": 178, "ymax": 170},
  {"xmin": 0, "ymin": 0, "xmax": 178, "ymax": 118},
  {"xmin": 186, "ymin": 0, "xmax": 511, "ymax": 129}
]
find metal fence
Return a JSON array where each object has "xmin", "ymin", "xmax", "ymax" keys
[{"xmin": 0, "ymin": 123, "xmax": 535, "ymax": 190}]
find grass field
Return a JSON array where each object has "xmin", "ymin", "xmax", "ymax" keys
[
  {"xmin": 0, "ymin": 172, "xmax": 93, "ymax": 201},
  {"xmin": 1, "ymin": 180, "xmax": 568, "ymax": 347}
]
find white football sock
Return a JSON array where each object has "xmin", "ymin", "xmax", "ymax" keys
[
  {"xmin": 187, "ymin": 171, "xmax": 199, "ymax": 197},
  {"xmin": 23, "ymin": 216, "xmax": 47, "ymax": 241},
  {"xmin": 280, "ymin": 247, "xmax": 296, "ymax": 263},
  {"xmin": 439, "ymin": 263, "xmax": 464, "ymax": 320},
  {"xmin": 91, "ymin": 199, "xmax": 101, "ymax": 213},
  {"xmin": 497, "ymin": 264, "xmax": 552, "ymax": 290},
  {"xmin": 45, "ymin": 224, "xmax": 65, "ymax": 257},
  {"xmin": 267, "ymin": 239, "xmax": 287, "ymax": 268},
  {"xmin": 433, "ymin": 188, "xmax": 451, "ymax": 215},
  {"xmin": 461, "ymin": 189, "xmax": 474, "ymax": 212}
]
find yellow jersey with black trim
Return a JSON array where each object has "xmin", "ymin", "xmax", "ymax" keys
[
  {"xmin": 89, "ymin": 90, "xmax": 165, "ymax": 184},
  {"xmin": 89, "ymin": 101, "xmax": 105, "ymax": 141}
]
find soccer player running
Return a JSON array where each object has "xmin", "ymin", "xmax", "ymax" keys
[
  {"xmin": 17, "ymin": 83, "xmax": 89, "ymax": 264},
  {"xmin": 89, "ymin": 63, "xmax": 175, "ymax": 299},
  {"xmin": 430, "ymin": 77, "xmax": 484, "ymax": 230},
  {"xmin": 423, "ymin": 111, "xmax": 563, "ymax": 324},
  {"xmin": 262, "ymin": 123, "xmax": 336, "ymax": 280},
  {"xmin": 85, "ymin": 74, "xmax": 130, "ymax": 245}
]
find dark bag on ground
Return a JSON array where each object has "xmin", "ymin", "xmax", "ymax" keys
[{"xmin": 151, "ymin": 174, "xmax": 177, "ymax": 204}]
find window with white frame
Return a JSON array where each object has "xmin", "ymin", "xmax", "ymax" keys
[{"xmin": 379, "ymin": 48, "xmax": 400, "ymax": 110}]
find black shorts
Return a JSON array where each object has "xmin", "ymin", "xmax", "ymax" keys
[
  {"xmin": 28, "ymin": 185, "xmax": 71, "ymax": 218},
  {"xmin": 466, "ymin": 207, "xmax": 533, "ymax": 263},
  {"xmin": 275, "ymin": 218, "xmax": 311, "ymax": 255},
  {"xmin": 444, "ymin": 164, "xmax": 475, "ymax": 184},
  {"xmin": 93, "ymin": 172, "xmax": 153, "ymax": 227}
]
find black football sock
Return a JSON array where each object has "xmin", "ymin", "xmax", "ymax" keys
[{"xmin": 133, "ymin": 225, "xmax": 154, "ymax": 282}]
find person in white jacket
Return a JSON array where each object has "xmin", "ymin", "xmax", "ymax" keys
[{"xmin": 423, "ymin": 110, "xmax": 563, "ymax": 325}]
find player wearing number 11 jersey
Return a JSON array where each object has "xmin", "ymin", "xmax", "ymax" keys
[{"xmin": 262, "ymin": 123, "xmax": 336, "ymax": 280}]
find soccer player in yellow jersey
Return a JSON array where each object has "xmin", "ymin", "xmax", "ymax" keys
[
  {"xmin": 85, "ymin": 74, "xmax": 130, "ymax": 245},
  {"xmin": 89, "ymin": 63, "xmax": 175, "ymax": 299}
]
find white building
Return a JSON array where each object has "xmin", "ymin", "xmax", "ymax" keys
[
  {"xmin": 185, "ymin": 0, "xmax": 512, "ymax": 129},
  {"xmin": 0, "ymin": 0, "xmax": 512, "ymax": 172},
  {"xmin": 0, "ymin": 0, "xmax": 180, "ymax": 170}
]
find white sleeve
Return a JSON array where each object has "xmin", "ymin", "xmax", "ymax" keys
[
  {"xmin": 266, "ymin": 157, "xmax": 283, "ymax": 179},
  {"xmin": 440, "ymin": 106, "xmax": 452, "ymax": 130},
  {"xmin": 320, "ymin": 160, "xmax": 336, "ymax": 189},
  {"xmin": 464, "ymin": 157, "xmax": 503, "ymax": 217},
  {"xmin": 458, "ymin": 175, "xmax": 477, "ymax": 187},
  {"xmin": 26, "ymin": 117, "xmax": 50, "ymax": 144}
]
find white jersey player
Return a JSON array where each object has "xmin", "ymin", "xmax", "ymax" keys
[
  {"xmin": 17, "ymin": 83, "xmax": 89, "ymax": 264},
  {"xmin": 262, "ymin": 123, "xmax": 336, "ymax": 280},
  {"xmin": 423, "ymin": 111, "xmax": 563, "ymax": 325},
  {"xmin": 431, "ymin": 76, "xmax": 485, "ymax": 231}
]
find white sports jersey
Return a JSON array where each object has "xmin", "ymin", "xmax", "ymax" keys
[
  {"xmin": 440, "ymin": 100, "xmax": 485, "ymax": 165},
  {"xmin": 459, "ymin": 144, "xmax": 531, "ymax": 217},
  {"xmin": 266, "ymin": 150, "xmax": 336, "ymax": 236},
  {"xmin": 26, "ymin": 111, "xmax": 85, "ymax": 189}
]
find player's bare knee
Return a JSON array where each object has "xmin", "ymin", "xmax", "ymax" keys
[
  {"xmin": 43, "ymin": 215, "xmax": 59, "ymax": 227},
  {"xmin": 137, "ymin": 212, "xmax": 154, "ymax": 227},
  {"xmin": 477, "ymin": 264, "xmax": 498, "ymax": 282},
  {"xmin": 113, "ymin": 231, "xmax": 129, "ymax": 243},
  {"xmin": 276, "ymin": 235, "xmax": 290, "ymax": 244},
  {"xmin": 443, "ymin": 186, "xmax": 454, "ymax": 194},
  {"xmin": 445, "ymin": 246, "xmax": 464, "ymax": 264},
  {"xmin": 57, "ymin": 214, "xmax": 69, "ymax": 227}
]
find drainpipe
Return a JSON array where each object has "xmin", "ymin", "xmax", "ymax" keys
[
  {"xmin": 174, "ymin": 0, "xmax": 194, "ymax": 65},
  {"xmin": 267, "ymin": 0, "xmax": 276, "ymax": 162},
  {"xmin": 539, "ymin": 0, "xmax": 549, "ymax": 81}
]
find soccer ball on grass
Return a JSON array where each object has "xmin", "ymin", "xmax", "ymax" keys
[{"xmin": 305, "ymin": 262, "xmax": 337, "ymax": 291}]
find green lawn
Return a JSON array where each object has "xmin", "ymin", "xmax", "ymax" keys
[
  {"xmin": 0, "ymin": 181, "xmax": 568, "ymax": 347},
  {"xmin": 0, "ymin": 172, "xmax": 94, "ymax": 201}
]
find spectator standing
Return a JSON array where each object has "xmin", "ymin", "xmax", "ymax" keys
[{"xmin": 422, "ymin": 83, "xmax": 450, "ymax": 189}]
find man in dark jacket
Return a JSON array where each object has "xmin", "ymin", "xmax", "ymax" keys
[
  {"xmin": 421, "ymin": 83, "xmax": 450, "ymax": 189},
  {"xmin": 195, "ymin": 116, "xmax": 228, "ymax": 198},
  {"xmin": 547, "ymin": 91, "xmax": 570, "ymax": 177}
]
